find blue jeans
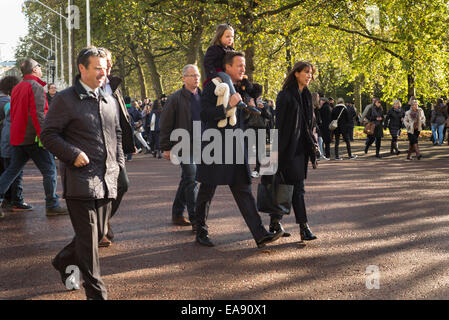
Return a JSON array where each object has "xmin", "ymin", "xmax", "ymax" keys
[
  {"xmin": 172, "ymin": 162, "xmax": 198, "ymax": 224},
  {"xmin": 0, "ymin": 144, "xmax": 59, "ymax": 208},
  {"xmin": 2, "ymin": 157, "xmax": 24, "ymax": 205},
  {"xmin": 217, "ymin": 71, "xmax": 237, "ymax": 96},
  {"xmin": 431, "ymin": 123, "xmax": 444, "ymax": 145}
]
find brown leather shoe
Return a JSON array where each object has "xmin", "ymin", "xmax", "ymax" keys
[
  {"xmin": 99, "ymin": 236, "xmax": 112, "ymax": 248},
  {"xmin": 172, "ymin": 216, "xmax": 191, "ymax": 226}
]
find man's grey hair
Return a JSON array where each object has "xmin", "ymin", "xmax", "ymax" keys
[
  {"xmin": 182, "ymin": 64, "xmax": 199, "ymax": 77},
  {"xmin": 337, "ymin": 97, "xmax": 345, "ymax": 105}
]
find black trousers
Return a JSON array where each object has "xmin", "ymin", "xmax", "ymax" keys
[
  {"xmin": 53, "ymin": 198, "xmax": 111, "ymax": 300},
  {"xmin": 334, "ymin": 130, "xmax": 352, "ymax": 158},
  {"xmin": 366, "ymin": 135, "xmax": 382, "ymax": 154},
  {"xmin": 271, "ymin": 180, "xmax": 308, "ymax": 224},
  {"xmin": 195, "ymin": 183, "xmax": 268, "ymax": 242}
]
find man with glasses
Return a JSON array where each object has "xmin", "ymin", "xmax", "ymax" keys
[
  {"xmin": 160, "ymin": 64, "xmax": 201, "ymax": 230},
  {"xmin": 41, "ymin": 47, "xmax": 124, "ymax": 300},
  {"xmin": 0, "ymin": 58, "xmax": 67, "ymax": 216}
]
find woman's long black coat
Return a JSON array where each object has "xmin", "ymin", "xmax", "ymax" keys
[
  {"xmin": 367, "ymin": 106, "xmax": 385, "ymax": 138},
  {"xmin": 275, "ymin": 83, "xmax": 314, "ymax": 184}
]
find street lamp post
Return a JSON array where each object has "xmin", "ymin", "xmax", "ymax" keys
[
  {"xmin": 86, "ymin": 0, "xmax": 91, "ymax": 46},
  {"xmin": 23, "ymin": 0, "xmax": 72, "ymax": 85},
  {"xmin": 29, "ymin": 22, "xmax": 61, "ymax": 84},
  {"xmin": 48, "ymin": 55, "xmax": 56, "ymax": 84}
]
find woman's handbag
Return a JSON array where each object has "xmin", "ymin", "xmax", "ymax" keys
[
  {"xmin": 364, "ymin": 122, "xmax": 376, "ymax": 135},
  {"xmin": 257, "ymin": 173, "xmax": 293, "ymax": 215},
  {"xmin": 329, "ymin": 106, "xmax": 346, "ymax": 131},
  {"xmin": 248, "ymin": 113, "xmax": 267, "ymax": 129}
]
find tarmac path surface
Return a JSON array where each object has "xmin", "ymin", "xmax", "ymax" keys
[{"xmin": 1, "ymin": 139, "xmax": 449, "ymax": 300}]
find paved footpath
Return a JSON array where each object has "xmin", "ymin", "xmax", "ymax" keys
[{"xmin": 1, "ymin": 139, "xmax": 449, "ymax": 300}]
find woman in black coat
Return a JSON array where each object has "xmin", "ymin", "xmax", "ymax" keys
[
  {"xmin": 269, "ymin": 61, "xmax": 318, "ymax": 241},
  {"xmin": 384, "ymin": 100, "xmax": 405, "ymax": 155},
  {"xmin": 364, "ymin": 98, "xmax": 384, "ymax": 158}
]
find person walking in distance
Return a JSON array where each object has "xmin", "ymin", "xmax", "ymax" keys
[
  {"xmin": 403, "ymin": 99, "xmax": 426, "ymax": 160},
  {"xmin": 160, "ymin": 64, "xmax": 201, "ymax": 229},
  {"xmin": 332, "ymin": 98, "xmax": 357, "ymax": 160},
  {"xmin": 41, "ymin": 47, "xmax": 124, "ymax": 300},
  {"xmin": 0, "ymin": 58, "xmax": 67, "ymax": 216},
  {"xmin": 364, "ymin": 98, "xmax": 384, "ymax": 158},
  {"xmin": 384, "ymin": 100, "xmax": 405, "ymax": 155}
]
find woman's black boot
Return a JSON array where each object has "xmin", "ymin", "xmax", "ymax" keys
[
  {"xmin": 269, "ymin": 216, "xmax": 290, "ymax": 237},
  {"xmin": 299, "ymin": 223, "xmax": 317, "ymax": 241}
]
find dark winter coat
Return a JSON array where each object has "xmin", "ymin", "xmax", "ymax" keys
[
  {"xmin": 430, "ymin": 104, "xmax": 448, "ymax": 126},
  {"xmin": 1, "ymin": 101, "xmax": 13, "ymax": 158},
  {"xmin": 203, "ymin": 44, "xmax": 234, "ymax": 82},
  {"xmin": 384, "ymin": 107, "xmax": 405, "ymax": 136},
  {"xmin": 195, "ymin": 80, "xmax": 251, "ymax": 186},
  {"xmin": 367, "ymin": 106, "xmax": 384, "ymax": 138},
  {"xmin": 148, "ymin": 110, "xmax": 161, "ymax": 132},
  {"xmin": 318, "ymin": 102, "xmax": 332, "ymax": 143},
  {"xmin": 346, "ymin": 104, "xmax": 357, "ymax": 128},
  {"xmin": 41, "ymin": 75, "xmax": 125, "ymax": 200},
  {"xmin": 159, "ymin": 86, "xmax": 202, "ymax": 152},
  {"xmin": 108, "ymin": 76, "xmax": 135, "ymax": 154},
  {"xmin": 331, "ymin": 104, "xmax": 351, "ymax": 135},
  {"xmin": 314, "ymin": 107, "xmax": 322, "ymax": 137},
  {"xmin": 275, "ymin": 83, "xmax": 314, "ymax": 184}
]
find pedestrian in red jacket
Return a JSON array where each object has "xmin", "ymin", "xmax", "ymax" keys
[{"xmin": 0, "ymin": 58, "xmax": 67, "ymax": 217}]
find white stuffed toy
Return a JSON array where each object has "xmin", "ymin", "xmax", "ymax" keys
[{"xmin": 212, "ymin": 78, "xmax": 237, "ymax": 128}]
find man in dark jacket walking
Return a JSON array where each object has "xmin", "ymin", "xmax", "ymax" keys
[
  {"xmin": 195, "ymin": 51, "xmax": 282, "ymax": 248},
  {"xmin": 41, "ymin": 47, "xmax": 124, "ymax": 300},
  {"xmin": 160, "ymin": 64, "xmax": 201, "ymax": 229}
]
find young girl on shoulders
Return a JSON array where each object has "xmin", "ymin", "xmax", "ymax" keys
[{"xmin": 204, "ymin": 24, "xmax": 259, "ymax": 114}]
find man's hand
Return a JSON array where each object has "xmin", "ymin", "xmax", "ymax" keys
[
  {"xmin": 74, "ymin": 152, "xmax": 90, "ymax": 168},
  {"xmin": 229, "ymin": 93, "xmax": 243, "ymax": 108},
  {"xmin": 163, "ymin": 150, "xmax": 171, "ymax": 161}
]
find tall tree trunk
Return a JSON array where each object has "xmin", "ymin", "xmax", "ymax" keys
[
  {"xmin": 141, "ymin": 44, "xmax": 163, "ymax": 99},
  {"xmin": 354, "ymin": 74, "xmax": 364, "ymax": 114},
  {"xmin": 117, "ymin": 55, "xmax": 128, "ymax": 97},
  {"xmin": 407, "ymin": 70, "xmax": 416, "ymax": 100},
  {"xmin": 198, "ymin": 45, "xmax": 206, "ymax": 83},
  {"xmin": 285, "ymin": 35, "xmax": 292, "ymax": 73},
  {"xmin": 239, "ymin": 14, "xmax": 256, "ymax": 82},
  {"xmin": 129, "ymin": 42, "xmax": 147, "ymax": 100},
  {"xmin": 185, "ymin": 10, "xmax": 204, "ymax": 65}
]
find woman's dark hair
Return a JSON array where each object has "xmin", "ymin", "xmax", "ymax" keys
[
  {"xmin": 282, "ymin": 61, "xmax": 315, "ymax": 91},
  {"xmin": 373, "ymin": 97, "xmax": 383, "ymax": 111},
  {"xmin": 153, "ymin": 99, "xmax": 163, "ymax": 113},
  {"xmin": 0, "ymin": 76, "xmax": 20, "ymax": 96}
]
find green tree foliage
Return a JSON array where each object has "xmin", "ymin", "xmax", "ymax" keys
[{"xmin": 17, "ymin": 0, "xmax": 449, "ymax": 106}]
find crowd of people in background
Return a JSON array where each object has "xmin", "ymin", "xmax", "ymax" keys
[
  {"xmin": 120, "ymin": 94, "xmax": 167, "ymax": 161},
  {"xmin": 312, "ymin": 94, "xmax": 449, "ymax": 161},
  {"xmin": 1, "ymin": 36, "xmax": 449, "ymax": 300}
]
